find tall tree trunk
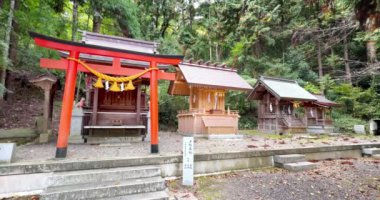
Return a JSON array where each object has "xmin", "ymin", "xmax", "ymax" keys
[
  {"xmin": 317, "ymin": 35, "xmax": 323, "ymax": 79},
  {"xmin": 72, "ymin": 0, "xmax": 79, "ymax": 41},
  {"xmin": 92, "ymin": 6, "xmax": 102, "ymax": 33},
  {"xmin": 8, "ymin": 0, "xmax": 19, "ymax": 64},
  {"xmin": 343, "ymin": 30, "xmax": 352, "ymax": 84},
  {"xmin": 92, "ymin": 16, "xmax": 101, "ymax": 33},
  {"xmin": 1, "ymin": 0, "xmax": 15, "ymax": 101},
  {"xmin": 366, "ymin": 40, "xmax": 377, "ymax": 63},
  {"xmin": 365, "ymin": 15, "xmax": 378, "ymax": 63}
]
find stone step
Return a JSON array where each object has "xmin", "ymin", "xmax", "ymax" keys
[
  {"xmin": 274, "ymin": 154, "xmax": 306, "ymax": 165},
  {"xmin": 362, "ymin": 148, "xmax": 380, "ymax": 156},
  {"xmin": 47, "ymin": 166, "xmax": 161, "ymax": 187},
  {"xmin": 372, "ymin": 154, "xmax": 380, "ymax": 160},
  {"xmin": 41, "ymin": 176, "xmax": 165, "ymax": 200},
  {"xmin": 283, "ymin": 162, "xmax": 317, "ymax": 172},
  {"xmin": 97, "ymin": 190, "xmax": 169, "ymax": 200}
]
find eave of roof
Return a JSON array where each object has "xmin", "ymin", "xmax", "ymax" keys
[
  {"xmin": 29, "ymin": 32, "xmax": 184, "ymax": 60},
  {"xmin": 178, "ymin": 62, "xmax": 253, "ymax": 91},
  {"xmin": 249, "ymin": 76, "xmax": 317, "ymax": 101}
]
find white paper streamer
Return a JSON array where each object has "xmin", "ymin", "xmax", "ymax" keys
[
  {"xmin": 269, "ymin": 103, "xmax": 273, "ymax": 112},
  {"xmin": 120, "ymin": 82, "xmax": 124, "ymax": 91},
  {"xmin": 105, "ymin": 81, "xmax": 109, "ymax": 90}
]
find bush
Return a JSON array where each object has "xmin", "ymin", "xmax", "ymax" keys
[{"xmin": 332, "ymin": 111, "xmax": 368, "ymax": 133}]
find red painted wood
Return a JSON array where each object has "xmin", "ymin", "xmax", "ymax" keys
[
  {"xmin": 150, "ymin": 61, "xmax": 159, "ymax": 152},
  {"xmin": 33, "ymin": 37, "xmax": 182, "ymax": 64},
  {"xmin": 40, "ymin": 58, "xmax": 176, "ymax": 81},
  {"xmin": 57, "ymin": 51, "xmax": 79, "ymax": 149}
]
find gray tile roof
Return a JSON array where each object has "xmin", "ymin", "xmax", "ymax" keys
[
  {"xmin": 178, "ymin": 63, "xmax": 253, "ymax": 91},
  {"xmin": 250, "ymin": 76, "xmax": 317, "ymax": 101}
]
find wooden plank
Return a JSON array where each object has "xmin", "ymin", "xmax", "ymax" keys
[
  {"xmin": 136, "ymin": 83, "xmax": 141, "ymax": 123},
  {"xmin": 84, "ymin": 125, "xmax": 145, "ymax": 129},
  {"xmin": 91, "ymin": 88, "xmax": 99, "ymax": 125}
]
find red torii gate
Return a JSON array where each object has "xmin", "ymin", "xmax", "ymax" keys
[{"xmin": 30, "ymin": 32, "xmax": 184, "ymax": 158}]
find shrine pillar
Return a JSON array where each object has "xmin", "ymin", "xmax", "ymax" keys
[
  {"xmin": 56, "ymin": 51, "xmax": 80, "ymax": 158},
  {"xmin": 150, "ymin": 61, "xmax": 159, "ymax": 153}
]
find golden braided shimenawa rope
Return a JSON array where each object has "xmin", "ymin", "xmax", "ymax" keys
[{"xmin": 67, "ymin": 57, "xmax": 158, "ymax": 82}]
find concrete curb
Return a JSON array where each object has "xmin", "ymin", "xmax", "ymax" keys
[{"xmin": 1, "ymin": 143, "xmax": 380, "ymax": 176}]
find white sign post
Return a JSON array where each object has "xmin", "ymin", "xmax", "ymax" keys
[{"xmin": 182, "ymin": 137, "xmax": 194, "ymax": 186}]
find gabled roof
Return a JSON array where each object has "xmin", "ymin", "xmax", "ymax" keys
[
  {"xmin": 249, "ymin": 76, "xmax": 317, "ymax": 101},
  {"xmin": 179, "ymin": 62, "xmax": 253, "ymax": 91},
  {"xmin": 313, "ymin": 94, "xmax": 339, "ymax": 107},
  {"xmin": 80, "ymin": 31, "xmax": 158, "ymax": 54}
]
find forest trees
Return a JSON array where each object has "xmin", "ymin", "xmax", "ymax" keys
[{"xmin": 0, "ymin": 0, "xmax": 380, "ymax": 129}]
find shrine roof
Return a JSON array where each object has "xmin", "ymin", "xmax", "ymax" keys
[
  {"xmin": 80, "ymin": 31, "xmax": 158, "ymax": 54},
  {"xmin": 313, "ymin": 94, "xmax": 339, "ymax": 107},
  {"xmin": 29, "ymin": 32, "xmax": 184, "ymax": 63},
  {"xmin": 178, "ymin": 62, "xmax": 253, "ymax": 91},
  {"xmin": 29, "ymin": 73, "xmax": 58, "ymax": 83},
  {"xmin": 249, "ymin": 76, "xmax": 317, "ymax": 101}
]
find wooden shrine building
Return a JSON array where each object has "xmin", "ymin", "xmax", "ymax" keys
[
  {"xmin": 249, "ymin": 76, "xmax": 337, "ymax": 134},
  {"xmin": 169, "ymin": 61, "xmax": 253, "ymax": 135},
  {"xmin": 30, "ymin": 31, "xmax": 183, "ymax": 158}
]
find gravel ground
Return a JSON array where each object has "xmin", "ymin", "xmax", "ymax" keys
[
  {"xmin": 12, "ymin": 132, "xmax": 380, "ymax": 163},
  {"xmin": 168, "ymin": 158, "xmax": 380, "ymax": 200}
]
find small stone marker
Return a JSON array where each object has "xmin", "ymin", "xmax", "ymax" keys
[
  {"xmin": 0, "ymin": 143, "xmax": 16, "ymax": 164},
  {"xmin": 69, "ymin": 107, "xmax": 84, "ymax": 144},
  {"xmin": 354, "ymin": 125, "xmax": 366, "ymax": 134},
  {"xmin": 182, "ymin": 137, "xmax": 194, "ymax": 186}
]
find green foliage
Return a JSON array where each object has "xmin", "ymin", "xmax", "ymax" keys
[
  {"xmin": 158, "ymin": 81, "xmax": 188, "ymax": 131},
  {"xmin": 329, "ymin": 83, "xmax": 380, "ymax": 120},
  {"xmin": 1, "ymin": 0, "xmax": 380, "ymax": 133},
  {"xmin": 332, "ymin": 111, "xmax": 368, "ymax": 133},
  {"xmin": 304, "ymin": 82, "xmax": 321, "ymax": 94}
]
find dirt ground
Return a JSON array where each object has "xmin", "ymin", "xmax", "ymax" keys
[
  {"xmin": 11, "ymin": 131, "xmax": 380, "ymax": 163},
  {"xmin": 168, "ymin": 158, "xmax": 380, "ymax": 200}
]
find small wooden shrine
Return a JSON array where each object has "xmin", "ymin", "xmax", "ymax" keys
[
  {"xmin": 30, "ymin": 31, "xmax": 183, "ymax": 158},
  {"xmin": 169, "ymin": 61, "xmax": 253, "ymax": 135},
  {"xmin": 249, "ymin": 76, "xmax": 337, "ymax": 134}
]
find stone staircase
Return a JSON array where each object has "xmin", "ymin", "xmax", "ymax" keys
[
  {"xmin": 41, "ymin": 166, "xmax": 168, "ymax": 200},
  {"xmin": 281, "ymin": 116, "xmax": 307, "ymax": 134},
  {"xmin": 362, "ymin": 147, "xmax": 380, "ymax": 159},
  {"xmin": 274, "ymin": 154, "xmax": 317, "ymax": 172}
]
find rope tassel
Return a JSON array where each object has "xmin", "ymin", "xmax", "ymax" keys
[
  {"xmin": 126, "ymin": 80, "xmax": 135, "ymax": 90},
  {"xmin": 93, "ymin": 77, "xmax": 104, "ymax": 88},
  {"xmin": 110, "ymin": 81, "xmax": 121, "ymax": 92}
]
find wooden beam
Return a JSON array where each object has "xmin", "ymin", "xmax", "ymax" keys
[{"xmin": 40, "ymin": 58, "xmax": 176, "ymax": 81}]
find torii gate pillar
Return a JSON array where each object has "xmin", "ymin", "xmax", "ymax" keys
[
  {"xmin": 56, "ymin": 51, "xmax": 79, "ymax": 158},
  {"xmin": 150, "ymin": 61, "xmax": 159, "ymax": 153}
]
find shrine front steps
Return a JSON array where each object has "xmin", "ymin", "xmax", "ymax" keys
[
  {"xmin": 362, "ymin": 147, "xmax": 380, "ymax": 159},
  {"xmin": 274, "ymin": 154, "xmax": 317, "ymax": 172},
  {"xmin": 40, "ymin": 166, "xmax": 168, "ymax": 200}
]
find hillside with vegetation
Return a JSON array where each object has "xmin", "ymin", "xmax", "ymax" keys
[{"xmin": 1, "ymin": 0, "xmax": 380, "ymax": 132}]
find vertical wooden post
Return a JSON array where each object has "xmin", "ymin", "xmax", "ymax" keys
[
  {"xmin": 136, "ymin": 83, "xmax": 141, "ymax": 123},
  {"xmin": 92, "ymin": 88, "xmax": 99, "ymax": 125},
  {"xmin": 56, "ymin": 51, "xmax": 79, "ymax": 158},
  {"xmin": 275, "ymin": 99, "xmax": 279, "ymax": 134},
  {"xmin": 150, "ymin": 61, "xmax": 159, "ymax": 153},
  {"xmin": 189, "ymin": 86, "xmax": 192, "ymax": 110}
]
